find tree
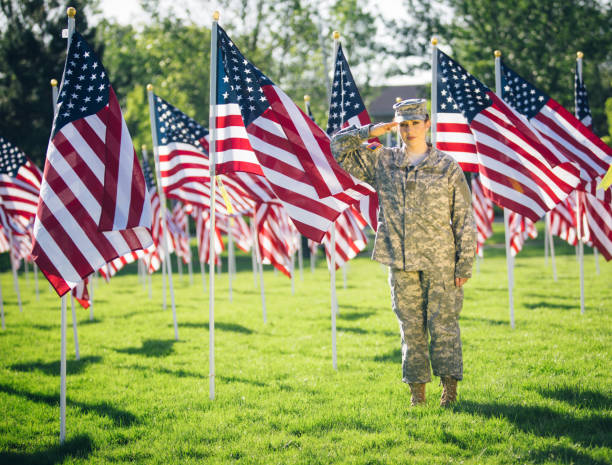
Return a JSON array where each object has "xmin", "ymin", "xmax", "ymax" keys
[
  {"xmin": 386, "ymin": 0, "xmax": 612, "ymax": 138},
  {"xmin": 0, "ymin": 0, "xmax": 100, "ymax": 167}
]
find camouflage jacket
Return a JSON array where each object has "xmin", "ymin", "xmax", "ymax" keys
[{"xmin": 331, "ymin": 125, "xmax": 476, "ymax": 278}]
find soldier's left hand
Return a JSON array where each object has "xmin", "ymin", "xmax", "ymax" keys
[{"xmin": 455, "ymin": 277, "xmax": 469, "ymax": 287}]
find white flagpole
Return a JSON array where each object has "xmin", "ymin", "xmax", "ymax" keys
[
  {"xmin": 431, "ymin": 37, "xmax": 438, "ymax": 148},
  {"xmin": 544, "ymin": 215, "xmax": 549, "ymax": 264},
  {"xmin": 196, "ymin": 213, "xmax": 206, "ymax": 294},
  {"xmin": 250, "ymin": 216, "xmax": 258, "ymax": 286},
  {"xmin": 228, "ymin": 217, "xmax": 234, "ymax": 302},
  {"xmin": 290, "ymin": 251, "xmax": 295, "ymax": 295},
  {"xmin": 8, "ymin": 230, "xmax": 23, "ymax": 313},
  {"xmin": 33, "ymin": 263, "xmax": 39, "ymax": 301},
  {"xmin": 310, "ymin": 242, "xmax": 316, "ymax": 273},
  {"xmin": 253, "ymin": 211, "xmax": 267, "ymax": 323},
  {"xmin": 545, "ymin": 213, "xmax": 557, "ymax": 281},
  {"xmin": 88, "ymin": 279, "xmax": 94, "ymax": 321},
  {"xmin": 70, "ymin": 294, "xmax": 80, "ymax": 360},
  {"xmin": 297, "ymin": 234, "xmax": 303, "ymax": 281},
  {"xmin": 147, "ymin": 84, "xmax": 179, "ymax": 340},
  {"xmin": 187, "ymin": 214, "xmax": 194, "ymax": 285},
  {"xmin": 576, "ymin": 52, "xmax": 586, "ymax": 313},
  {"xmin": 161, "ymin": 250, "xmax": 167, "ymax": 309},
  {"xmin": 208, "ymin": 11, "xmax": 220, "ymax": 400},
  {"xmin": 59, "ymin": 8, "xmax": 76, "ymax": 442},
  {"xmin": 495, "ymin": 50, "xmax": 515, "ymax": 329},
  {"xmin": 0, "ymin": 277, "xmax": 4, "ymax": 330}
]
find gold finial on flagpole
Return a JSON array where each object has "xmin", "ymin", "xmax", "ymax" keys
[
  {"xmin": 67, "ymin": 7, "xmax": 76, "ymax": 17},
  {"xmin": 395, "ymin": 97, "xmax": 402, "ymax": 103},
  {"xmin": 304, "ymin": 95, "xmax": 311, "ymax": 103},
  {"xmin": 333, "ymin": 31, "xmax": 340, "ymax": 40},
  {"xmin": 213, "ymin": 11, "xmax": 220, "ymax": 21},
  {"xmin": 577, "ymin": 51, "xmax": 584, "ymax": 59},
  {"xmin": 141, "ymin": 145, "xmax": 147, "ymax": 151},
  {"xmin": 494, "ymin": 50, "xmax": 502, "ymax": 58},
  {"xmin": 50, "ymin": 79, "xmax": 58, "ymax": 87},
  {"xmin": 431, "ymin": 37, "xmax": 438, "ymax": 46},
  {"xmin": 147, "ymin": 84, "xmax": 153, "ymax": 92}
]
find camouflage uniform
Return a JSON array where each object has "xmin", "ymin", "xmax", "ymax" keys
[{"xmin": 331, "ymin": 125, "xmax": 476, "ymax": 383}]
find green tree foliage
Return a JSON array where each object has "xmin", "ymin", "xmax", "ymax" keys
[
  {"xmin": 386, "ymin": 0, "xmax": 612, "ymax": 138},
  {"xmin": 0, "ymin": 0, "xmax": 100, "ymax": 167}
]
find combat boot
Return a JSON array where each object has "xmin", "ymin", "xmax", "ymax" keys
[
  {"xmin": 409, "ymin": 383, "xmax": 426, "ymax": 406},
  {"xmin": 440, "ymin": 377, "xmax": 458, "ymax": 407}
]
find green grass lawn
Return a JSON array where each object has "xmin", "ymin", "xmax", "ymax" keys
[{"xmin": 0, "ymin": 223, "xmax": 611, "ymax": 464}]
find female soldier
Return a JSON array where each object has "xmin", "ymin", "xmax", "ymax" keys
[{"xmin": 330, "ymin": 99, "xmax": 476, "ymax": 406}]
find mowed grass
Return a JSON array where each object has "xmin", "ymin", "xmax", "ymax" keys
[{"xmin": 0, "ymin": 222, "xmax": 610, "ymax": 464}]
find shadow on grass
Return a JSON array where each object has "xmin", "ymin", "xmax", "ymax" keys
[
  {"xmin": 121, "ymin": 363, "xmax": 206, "ymax": 379},
  {"xmin": 526, "ymin": 444, "xmax": 610, "ymax": 465},
  {"xmin": 0, "ymin": 384, "xmax": 138, "ymax": 426},
  {"xmin": 178, "ymin": 321, "xmax": 254, "ymax": 334},
  {"xmin": 218, "ymin": 375, "xmax": 267, "ymax": 387},
  {"xmin": 523, "ymin": 301, "xmax": 576, "ymax": 311},
  {"xmin": 28, "ymin": 324, "xmax": 57, "ymax": 331},
  {"xmin": 535, "ymin": 385, "xmax": 612, "ymax": 410},
  {"xmin": 116, "ymin": 339, "xmax": 177, "ymax": 357},
  {"xmin": 81, "ymin": 318, "xmax": 103, "ymax": 325},
  {"xmin": 10, "ymin": 356, "xmax": 102, "ymax": 376},
  {"xmin": 459, "ymin": 315, "xmax": 510, "ymax": 326},
  {"xmin": 373, "ymin": 347, "xmax": 401, "ymax": 363},
  {"xmin": 455, "ymin": 400, "xmax": 612, "ymax": 448},
  {"xmin": 0, "ymin": 434, "xmax": 93, "ymax": 465},
  {"xmin": 337, "ymin": 326, "xmax": 369, "ymax": 335},
  {"xmin": 337, "ymin": 310, "xmax": 377, "ymax": 321}
]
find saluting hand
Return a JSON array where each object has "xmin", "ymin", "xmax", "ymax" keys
[
  {"xmin": 369, "ymin": 121, "xmax": 398, "ymax": 138},
  {"xmin": 455, "ymin": 277, "xmax": 469, "ymax": 288}
]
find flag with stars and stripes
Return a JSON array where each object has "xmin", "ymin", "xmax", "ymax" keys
[
  {"xmin": 471, "ymin": 175, "xmax": 494, "ymax": 257},
  {"xmin": 508, "ymin": 210, "xmax": 537, "ymax": 257},
  {"xmin": 0, "ymin": 136, "xmax": 43, "ymax": 223},
  {"xmin": 326, "ymin": 44, "xmax": 372, "ymax": 135},
  {"xmin": 322, "ymin": 205, "xmax": 368, "ymax": 271},
  {"xmin": 255, "ymin": 201, "xmax": 296, "ymax": 277},
  {"xmin": 213, "ymin": 25, "xmax": 376, "ymax": 242},
  {"xmin": 574, "ymin": 64, "xmax": 593, "ymax": 130},
  {"xmin": 437, "ymin": 50, "xmax": 580, "ymax": 221},
  {"xmin": 501, "ymin": 61, "xmax": 612, "ymax": 203},
  {"xmin": 31, "ymin": 32, "xmax": 153, "ymax": 296},
  {"xmin": 435, "ymin": 57, "xmax": 479, "ymax": 172}
]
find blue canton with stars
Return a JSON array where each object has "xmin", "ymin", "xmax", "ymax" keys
[
  {"xmin": 53, "ymin": 32, "xmax": 109, "ymax": 138},
  {"xmin": 216, "ymin": 26, "xmax": 274, "ymax": 126},
  {"xmin": 436, "ymin": 50, "xmax": 461, "ymax": 114},
  {"xmin": 0, "ymin": 136, "xmax": 28, "ymax": 177},
  {"xmin": 574, "ymin": 63, "xmax": 592, "ymax": 126},
  {"xmin": 326, "ymin": 44, "xmax": 366, "ymax": 136},
  {"xmin": 500, "ymin": 62, "xmax": 549, "ymax": 119},
  {"xmin": 153, "ymin": 95, "xmax": 209, "ymax": 149},
  {"xmin": 141, "ymin": 155, "xmax": 156, "ymax": 192},
  {"xmin": 437, "ymin": 50, "xmax": 492, "ymax": 124}
]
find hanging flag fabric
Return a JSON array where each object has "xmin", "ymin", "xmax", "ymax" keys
[
  {"xmin": 98, "ymin": 248, "xmax": 152, "ymax": 280},
  {"xmin": 508, "ymin": 211, "xmax": 537, "ymax": 256},
  {"xmin": 171, "ymin": 202, "xmax": 192, "ymax": 264},
  {"xmin": 71, "ymin": 278, "xmax": 91, "ymax": 309},
  {"xmin": 31, "ymin": 32, "xmax": 153, "ymax": 295},
  {"xmin": 574, "ymin": 64, "xmax": 593, "ymax": 130},
  {"xmin": 471, "ymin": 175, "xmax": 494, "ymax": 257},
  {"xmin": 0, "ymin": 136, "xmax": 43, "ymax": 222},
  {"xmin": 501, "ymin": 61, "xmax": 612, "ymax": 202},
  {"xmin": 255, "ymin": 202, "xmax": 295, "ymax": 277},
  {"xmin": 435, "ymin": 62, "xmax": 479, "ymax": 172},
  {"xmin": 322, "ymin": 205, "xmax": 368, "ymax": 270},
  {"xmin": 216, "ymin": 214, "xmax": 252, "ymax": 253},
  {"xmin": 437, "ymin": 50, "xmax": 580, "ymax": 221},
  {"xmin": 213, "ymin": 26, "xmax": 375, "ymax": 242},
  {"xmin": 195, "ymin": 208, "xmax": 224, "ymax": 265}
]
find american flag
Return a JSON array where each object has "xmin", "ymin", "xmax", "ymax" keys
[
  {"xmin": 437, "ymin": 50, "xmax": 580, "ymax": 221},
  {"xmin": 31, "ymin": 32, "xmax": 153, "ymax": 296},
  {"xmin": 322, "ymin": 205, "xmax": 368, "ymax": 270},
  {"xmin": 171, "ymin": 202, "xmax": 192, "ymax": 264},
  {"xmin": 501, "ymin": 61, "xmax": 612, "ymax": 202},
  {"xmin": 471, "ymin": 175, "xmax": 494, "ymax": 257},
  {"xmin": 213, "ymin": 26, "xmax": 375, "ymax": 242},
  {"xmin": 508, "ymin": 211, "xmax": 537, "ymax": 256},
  {"xmin": 0, "ymin": 137, "xmax": 43, "ymax": 222},
  {"xmin": 71, "ymin": 278, "xmax": 91, "ymax": 309},
  {"xmin": 255, "ymin": 202, "xmax": 295, "ymax": 277},
  {"xmin": 548, "ymin": 195, "xmax": 583, "ymax": 247},
  {"xmin": 99, "ymin": 249, "xmax": 151, "ymax": 280},
  {"xmin": 195, "ymin": 208, "xmax": 224, "ymax": 265},
  {"xmin": 574, "ymin": 64, "xmax": 593, "ymax": 130},
  {"xmin": 435, "ymin": 53, "xmax": 479, "ymax": 172},
  {"xmin": 216, "ymin": 213, "xmax": 252, "ymax": 253}
]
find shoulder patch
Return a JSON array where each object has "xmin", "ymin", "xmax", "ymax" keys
[{"xmin": 366, "ymin": 142, "xmax": 382, "ymax": 152}]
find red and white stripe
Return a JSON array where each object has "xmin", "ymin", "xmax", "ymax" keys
[
  {"xmin": 171, "ymin": 202, "xmax": 191, "ymax": 264},
  {"xmin": 99, "ymin": 248, "xmax": 151, "ymax": 280},
  {"xmin": 322, "ymin": 205, "xmax": 368, "ymax": 270},
  {"xmin": 471, "ymin": 175, "xmax": 494, "ymax": 257},
  {"xmin": 0, "ymin": 160, "xmax": 42, "ymax": 220},
  {"xmin": 471, "ymin": 92, "xmax": 581, "ymax": 222},
  {"xmin": 32, "ymin": 88, "xmax": 153, "ymax": 295},
  {"xmin": 195, "ymin": 209, "xmax": 224, "ymax": 265},
  {"xmin": 436, "ymin": 112, "xmax": 479, "ymax": 172},
  {"xmin": 216, "ymin": 213, "xmax": 252, "ymax": 253},
  {"xmin": 508, "ymin": 211, "xmax": 537, "ymax": 256},
  {"xmin": 255, "ymin": 202, "xmax": 294, "ymax": 277},
  {"xmin": 71, "ymin": 278, "xmax": 91, "ymax": 309}
]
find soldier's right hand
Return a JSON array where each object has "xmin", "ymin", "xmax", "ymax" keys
[{"xmin": 369, "ymin": 121, "xmax": 398, "ymax": 138}]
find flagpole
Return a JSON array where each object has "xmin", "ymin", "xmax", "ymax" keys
[
  {"xmin": 59, "ymin": 7, "xmax": 76, "ymax": 442},
  {"xmin": 395, "ymin": 97, "xmax": 402, "ymax": 147},
  {"xmin": 545, "ymin": 213, "xmax": 557, "ymax": 281},
  {"xmin": 70, "ymin": 294, "xmax": 80, "ymax": 360},
  {"xmin": 544, "ymin": 214, "xmax": 549, "ymax": 264},
  {"xmin": 0, "ymin": 270, "xmax": 4, "ymax": 330},
  {"xmin": 196, "ymin": 212, "xmax": 206, "ymax": 294},
  {"xmin": 208, "ymin": 11, "xmax": 221, "ymax": 400},
  {"xmin": 495, "ymin": 50, "xmax": 515, "ymax": 329},
  {"xmin": 290, "ymin": 250, "xmax": 295, "ymax": 295},
  {"xmin": 187, "ymin": 214, "xmax": 194, "ymax": 285},
  {"xmin": 33, "ymin": 262, "xmax": 40, "ymax": 301},
  {"xmin": 576, "ymin": 51, "xmax": 586, "ymax": 313},
  {"xmin": 228, "ymin": 216, "xmax": 234, "ymax": 302},
  {"xmin": 88, "ymin": 279, "xmax": 94, "ymax": 320},
  {"xmin": 250, "ymin": 214, "xmax": 258, "ymax": 286},
  {"xmin": 50, "ymin": 78, "xmax": 59, "ymax": 302},
  {"xmin": 297, "ymin": 234, "xmax": 303, "ymax": 281},
  {"xmin": 161, "ymin": 246, "xmax": 167, "ymax": 308},
  {"xmin": 147, "ymin": 84, "xmax": 179, "ymax": 340},
  {"xmin": 431, "ymin": 37, "xmax": 438, "ymax": 147},
  {"xmin": 253, "ymin": 211, "xmax": 267, "ymax": 323},
  {"xmin": 8, "ymin": 230, "xmax": 23, "ymax": 313}
]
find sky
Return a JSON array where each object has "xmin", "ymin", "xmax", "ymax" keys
[{"xmin": 95, "ymin": 0, "xmax": 430, "ymax": 86}]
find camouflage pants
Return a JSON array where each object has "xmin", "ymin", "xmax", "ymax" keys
[{"xmin": 389, "ymin": 269, "xmax": 463, "ymax": 383}]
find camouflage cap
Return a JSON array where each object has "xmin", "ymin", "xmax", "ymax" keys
[{"xmin": 393, "ymin": 98, "xmax": 428, "ymax": 123}]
